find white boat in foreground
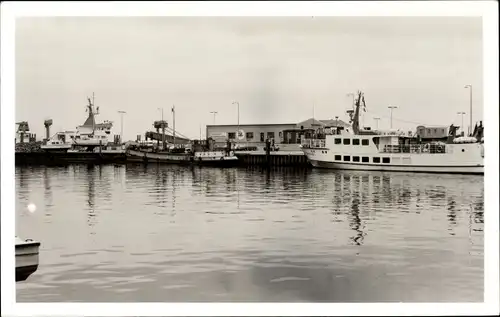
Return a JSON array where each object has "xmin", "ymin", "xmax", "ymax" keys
[
  {"xmin": 301, "ymin": 91, "xmax": 484, "ymax": 175},
  {"xmin": 16, "ymin": 236, "xmax": 40, "ymax": 282}
]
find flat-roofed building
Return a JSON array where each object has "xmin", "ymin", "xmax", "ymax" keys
[
  {"xmin": 206, "ymin": 123, "xmax": 296, "ymax": 149},
  {"xmin": 206, "ymin": 117, "xmax": 350, "ymax": 150}
]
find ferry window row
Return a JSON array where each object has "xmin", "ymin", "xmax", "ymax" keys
[
  {"xmin": 334, "ymin": 138, "xmax": 370, "ymax": 146},
  {"xmin": 334, "ymin": 155, "xmax": 391, "ymax": 164}
]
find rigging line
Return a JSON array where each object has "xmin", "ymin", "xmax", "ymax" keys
[{"xmin": 364, "ymin": 110, "xmax": 449, "ymax": 127}]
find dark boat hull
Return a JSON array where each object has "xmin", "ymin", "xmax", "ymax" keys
[
  {"xmin": 15, "ymin": 151, "xmax": 127, "ymax": 166},
  {"xmin": 127, "ymin": 149, "xmax": 239, "ymax": 167}
]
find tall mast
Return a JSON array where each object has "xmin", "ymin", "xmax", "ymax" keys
[
  {"xmin": 172, "ymin": 104, "xmax": 176, "ymax": 147},
  {"xmin": 92, "ymin": 92, "xmax": 95, "ymax": 133}
]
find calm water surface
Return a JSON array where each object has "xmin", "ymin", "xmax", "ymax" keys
[{"xmin": 15, "ymin": 164, "xmax": 484, "ymax": 302}]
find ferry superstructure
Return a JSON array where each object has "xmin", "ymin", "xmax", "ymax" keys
[{"xmin": 300, "ymin": 91, "xmax": 484, "ymax": 175}]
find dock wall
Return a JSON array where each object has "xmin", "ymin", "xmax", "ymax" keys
[
  {"xmin": 15, "ymin": 152, "xmax": 127, "ymax": 166},
  {"xmin": 235, "ymin": 151, "xmax": 310, "ymax": 167},
  {"xmin": 15, "ymin": 150, "xmax": 311, "ymax": 168}
]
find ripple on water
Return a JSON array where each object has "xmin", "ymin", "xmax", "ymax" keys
[{"xmin": 15, "ymin": 166, "xmax": 484, "ymax": 302}]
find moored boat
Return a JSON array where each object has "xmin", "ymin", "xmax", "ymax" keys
[
  {"xmin": 127, "ymin": 105, "xmax": 239, "ymax": 167},
  {"xmin": 16, "ymin": 236, "xmax": 40, "ymax": 282},
  {"xmin": 126, "ymin": 148, "xmax": 239, "ymax": 167},
  {"xmin": 301, "ymin": 91, "xmax": 484, "ymax": 175},
  {"xmin": 40, "ymin": 94, "xmax": 116, "ymax": 153}
]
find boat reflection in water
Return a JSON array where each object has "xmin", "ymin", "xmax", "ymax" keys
[{"xmin": 16, "ymin": 165, "xmax": 483, "ymax": 302}]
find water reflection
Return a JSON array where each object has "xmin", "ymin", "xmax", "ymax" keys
[
  {"xmin": 349, "ymin": 194, "xmax": 365, "ymax": 246},
  {"xmin": 86, "ymin": 165, "xmax": 97, "ymax": 232},
  {"xmin": 15, "ymin": 165, "xmax": 484, "ymax": 302}
]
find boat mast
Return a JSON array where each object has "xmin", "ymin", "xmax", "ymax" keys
[
  {"xmin": 346, "ymin": 91, "xmax": 363, "ymax": 135},
  {"xmin": 172, "ymin": 104, "xmax": 176, "ymax": 147},
  {"xmin": 92, "ymin": 92, "xmax": 96, "ymax": 134}
]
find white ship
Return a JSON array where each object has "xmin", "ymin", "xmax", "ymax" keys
[
  {"xmin": 301, "ymin": 91, "xmax": 484, "ymax": 175},
  {"xmin": 16, "ymin": 236, "xmax": 40, "ymax": 282},
  {"xmin": 41, "ymin": 94, "xmax": 116, "ymax": 152}
]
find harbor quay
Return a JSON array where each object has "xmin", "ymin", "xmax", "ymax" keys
[{"xmin": 14, "ymin": 112, "xmax": 347, "ymax": 168}]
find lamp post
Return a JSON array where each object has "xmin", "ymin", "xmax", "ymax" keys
[
  {"xmin": 388, "ymin": 105, "xmax": 397, "ymax": 129},
  {"xmin": 117, "ymin": 110, "xmax": 126, "ymax": 144},
  {"xmin": 232, "ymin": 101, "xmax": 240, "ymax": 141},
  {"xmin": 374, "ymin": 117, "xmax": 380, "ymax": 130},
  {"xmin": 210, "ymin": 111, "xmax": 218, "ymax": 124},
  {"xmin": 457, "ymin": 111, "xmax": 466, "ymax": 135},
  {"xmin": 464, "ymin": 84, "xmax": 472, "ymax": 135}
]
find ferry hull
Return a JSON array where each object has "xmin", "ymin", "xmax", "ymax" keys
[{"xmin": 309, "ymin": 159, "xmax": 484, "ymax": 175}]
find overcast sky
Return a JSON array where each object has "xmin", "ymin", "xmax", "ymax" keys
[{"xmin": 16, "ymin": 16, "xmax": 482, "ymax": 140}]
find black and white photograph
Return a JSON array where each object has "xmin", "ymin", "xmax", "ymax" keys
[{"xmin": 1, "ymin": 1, "xmax": 498, "ymax": 316}]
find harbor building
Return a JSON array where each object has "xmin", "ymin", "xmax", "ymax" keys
[
  {"xmin": 206, "ymin": 117, "xmax": 350, "ymax": 150},
  {"xmin": 415, "ymin": 125, "xmax": 451, "ymax": 142}
]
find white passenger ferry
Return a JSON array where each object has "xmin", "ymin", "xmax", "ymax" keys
[{"xmin": 301, "ymin": 91, "xmax": 484, "ymax": 175}]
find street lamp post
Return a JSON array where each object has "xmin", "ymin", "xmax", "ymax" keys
[
  {"xmin": 388, "ymin": 106, "xmax": 397, "ymax": 129},
  {"xmin": 374, "ymin": 117, "xmax": 380, "ymax": 130},
  {"xmin": 232, "ymin": 101, "xmax": 240, "ymax": 142},
  {"xmin": 464, "ymin": 84, "xmax": 472, "ymax": 135},
  {"xmin": 117, "ymin": 110, "xmax": 126, "ymax": 144},
  {"xmin": 210, "ymin": 111, "xmax": 218, "ymax": 124}
]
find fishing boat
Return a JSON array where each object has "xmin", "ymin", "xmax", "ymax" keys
[
  {"xmin": 41, "ymin": 94, "xmax": 117, "ymax": 153},
  {"xmin": 126, "ymin": 106, "xmax": 239, "ymax": 167},
  {"xmin": 16, "ymin": 236, "xmax": 40, "ymax": 282},
  {"xmin": 300, "ymin": 91, "xmax": 484, "ymax": 174}
]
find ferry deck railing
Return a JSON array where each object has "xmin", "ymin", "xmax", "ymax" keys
[{"xmin": 382, "ymin": 144, "xmax": 448, "ymax": 154}]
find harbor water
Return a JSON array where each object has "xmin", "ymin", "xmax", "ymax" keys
[{"xmin": 15, "ymin": 164, "xmax": 484, "ymax": 302}]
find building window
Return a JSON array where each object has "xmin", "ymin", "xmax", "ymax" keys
[
  {"xmin": 343, "ymin": 156, "xmax": 351, "ymax": 162},
  {"xmin": 260, "ymin": 132, "xmax": 265, "ymax": 142},
  {"xmin": 362, "ymin": 157, "xmax": 369, "ymax": 163},
  {"xmin": 246, "ymin": 132, "xmax": 254, "ymax": 140},
  {"xmin": 228, "ymin": 132, "xmax": 236, "ymax": 139},
  {"xmin": 279, "ymin": 131, "xmax": 282, "ymax": 138},
  {"xmin": 343, "ymin": 139, "xmax": 350, "ymax": 145},
  {"xmin": 382, "ymin": 157, "xmax": 391, "ymax": 164},
  {"xmin": 353, "ymin": 139, "xmax": 360, "ymax": 145},
  {"xmin": 353, "ymin": 156, "xmax": 360, "ymax": 162},
  {"xmin": 267, "ymin": 132, "xmax": 275, "ymax": 139},
  {"xmin": 335, "ymin": 155, "xmax": 341, "ymax": 161},
  {"xmin": 335, "ymin": 138, "xmax": 342, "ymax": 144},
  {"xmin": 373, "ymin": 157, "xmax": 380, "ymax": 163},
  {"xmin": 362, "ymin": 139, "xmax": 369, "ymax": 146}
]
